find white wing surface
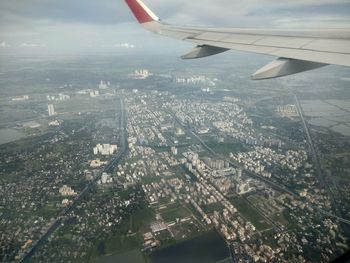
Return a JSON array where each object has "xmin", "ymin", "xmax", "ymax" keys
[{"xmin": 125, "ymin": 0, "xmax": 350, "ymax": 79}]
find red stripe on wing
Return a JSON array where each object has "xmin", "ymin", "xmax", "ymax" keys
[{"xmin": 125, "ymin": 0, "xmax": 155, "ymax": 24}]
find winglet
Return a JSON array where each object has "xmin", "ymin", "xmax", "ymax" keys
[{"xmin": 125, "ymin": 0, "xmax": 159, "ymax": 24}]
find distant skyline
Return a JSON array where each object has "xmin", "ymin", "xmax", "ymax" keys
[{"xmin": 1, "ymin": 0, "xmax": 350, "ymax": 54}]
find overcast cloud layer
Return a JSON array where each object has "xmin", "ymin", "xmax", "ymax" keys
[{"xmin": 0, "ymin": 0, "xmax": 350, "ymax": 54}]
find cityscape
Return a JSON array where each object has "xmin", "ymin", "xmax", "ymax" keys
[{"xmin": 0, "ymin": 53, "xmax": 350, "ymax": 263}]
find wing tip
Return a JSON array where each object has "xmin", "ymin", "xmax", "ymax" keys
[{"xmin": 125, "ymin": 0, "xmax": 159, "ymax": 24}]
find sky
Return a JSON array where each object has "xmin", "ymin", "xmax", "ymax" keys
[{"xmin": 0, "ymin": 0, "xmax": 350, "ymax": 54}]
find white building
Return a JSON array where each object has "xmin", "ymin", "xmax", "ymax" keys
[
  {"xmin": 58, "ymin": 93, "xmax": 70, "ymax": 101},
  {"xmin": 175, "ymin": 127, "xmax": 185, "ymax": 136},
  {"xmin": 235, "ymin": 180, "xmax": 253, "ymax": 195},
  {"xmin": 93, "ymin": 147, "xmax": 98, "ymax": 155},
  {"xmin": 59, "ymin": 185, "xmax": 76, "ymax": 196},
  {"xmin": 99, "ymin": 80, "xmax": 109, "ymax": 89},
  {"xmin": 133, "ymin": 69, "xmax": 151, "ymax": 79},
  {"xmin": 48, "ymin": 104, "xmax": 56, "ymax": 116},
  {"xmin": 93, "ymin": 144, "xmax": 118, "ymax": 156},
  {"xmin": 90, "ymin": 159, "xmax": 108, "ymax": 168},
  {"xmin": 90, "ymin": 90, "xmax": 99, "ymax": 98},
  {"xmin": 84, "ymin": 170, "xmax": 94, "ymax": 181},
  {"xmin": 99, "ymin": 172, "xmax": 113, "ymax": 184},
  {"xmin": 12, "ymin": 95, "xmax": 29, "ymax": 101},
  {"xmin": 171, "ymin": 146, "xmax": 178, "ymax": 156},
  {"xmin": 62, "ymin": 199, "xmax": 70, "ymax": 206},
  {"xmin": 49, "ymin": 120, "xmax": 60, "ymax": 126},
  {"xmin": 47, "ymin": 94, "xmax": 70, "ymax": 101}
]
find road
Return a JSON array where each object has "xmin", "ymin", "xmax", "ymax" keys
[
  {"xmin": 294, "ymin": 94, "xmax": 350, "ymax": 229},
  {"xmin": 19, "ymin": 98, "xmax": 128, "ymax": 263},
  {"xmin": 294, "ymin": 94, "xmax": 326, "ymax": 188}
]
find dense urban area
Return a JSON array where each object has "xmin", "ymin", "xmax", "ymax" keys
[{"xmin": 0, "ymin": 54, "xmax": 350, "ymax": 263}]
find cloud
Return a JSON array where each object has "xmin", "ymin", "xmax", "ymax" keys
[
  {"xmin": 2, "ymin": 0, "xmax": 349, "ymax": 27},
  {"xmin": 101, "ymin": 43, "xmax": 135, "ymax": 48},
  {"xmin": 0, "ymin": 0, "xmax": 124, "ymax": 25},
  {"xmin": 20, "ymin": 43, "xmax": 46, "ymax": 48},
  {"xmin": 271, "ymin": 16, "xmax": 350, "ymax": 28},
  {"xmin": 113, "ymin": 43, "xmax": 135, "ymax": 48},
  {"xmin": 0, "ymin": 0, "xmax": 349, "ymax": 54},
  {"xmin": 0, "ymin": 41, "xmax": 10, "ymax": 47},
  {"xmin": 248, "ymin": 2, "xmax": 350, "ymax": 19}
]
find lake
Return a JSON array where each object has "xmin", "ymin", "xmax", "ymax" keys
[
  {"xmin": 96, "ymin": 249, "xmax": 146, "ymax": 263},
  {"xmin": 151, "ymin": 229, "xmax": 230, "ymax": 263},
  {"xmin": 301, "ymin": 100, "xmax": 350, "ymax": 136}
]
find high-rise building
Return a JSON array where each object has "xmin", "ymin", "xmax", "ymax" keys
[
  {"xmin": 171, "ymin": 146, "xmax": 178, "ymax": 156},
  {"xmin": 237, "ymin": 169, "xmax": 242, "ymax": 178},
  {"xmin": 48, "ymin": 104, "xmax": 56, "ymax": 116},
  {"xmin": 99, "ymin": 80, "xmax": 109, "ymax": 89},
  {"xmin": 93, "ymin": 143, "xmax": 118, "ymax": 155}
]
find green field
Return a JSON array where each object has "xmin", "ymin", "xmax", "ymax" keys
[
  {"xmin": 206, "ymin": 141, "xmax": 248, "ymax": 155},
  {"xmin": 87, "ymin": 205, "xmax": 155, "ymax": 261},
  {"xmin": 103, "ymin": 235, "xmax": 140, "ymax": 255},
  {"xmin": 161, "ymin": 205, "xmax": 191, "ymax": 222},
  {"xmin": 130, "ymin": 206, "xmax": 156, "ymax": 232},
  {"xmin": 231, "ymin": 197, "xmax": 272, "ymax": 231}
]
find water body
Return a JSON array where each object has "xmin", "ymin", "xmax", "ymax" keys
[
  {"xmin": 301, "ymin": 100, "xmax": 342, "ymax": 117},
  {"xmin": 97, "ymin": 249, "xmax": 145, "ymax": 263},
  {"xmin": 308, "ymin": 118, "xmax": 337, "ymax": 128},
  {"xmin": 151, "ymin": 229, "xmax": 230, "ymax": 263},
  {"xmin": 0, "ymin": 128, "xmax": 26, "ymax": 145},
  {"xmin": 331, "ymin": 124, "xmax": 350, "ymax": 137},
  {"xmin": 327, "ymin": 100, "xmax": 350, "ymax": 111},
  {"xmin": 301, "ymin": 100, "xmax": 350, "ymax": 137}
]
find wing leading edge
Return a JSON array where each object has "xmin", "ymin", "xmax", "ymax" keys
[{"xmin": 125, "ymin": 0, "xmax": 350, "ymax": 79}]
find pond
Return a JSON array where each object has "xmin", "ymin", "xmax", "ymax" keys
[{"xmin": 151, "ymin": 229, "xmax": 230, "ymax": 263}]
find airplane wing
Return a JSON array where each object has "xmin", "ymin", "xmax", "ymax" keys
[{"xmin": 125, "ymin": 0, "xmax": 350, "ymax": 79}]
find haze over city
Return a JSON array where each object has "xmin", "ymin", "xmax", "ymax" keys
[{"xmin": 0, "ymin": 1, "xmax": 350, "ymax": 263}]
